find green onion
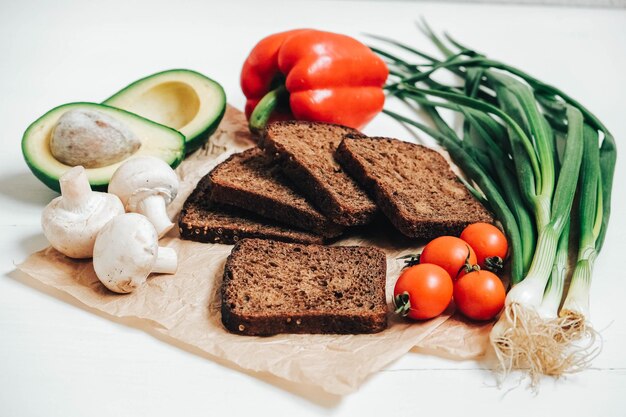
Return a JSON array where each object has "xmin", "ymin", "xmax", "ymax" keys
[
  {"xmin": 460, "ymin": 107, "xmax": 536, "ymax": 273},
  {"xmin": 561, "ymin": 124, "xmax": 602, "ymax": 325},
  {"xmin": 538, "ymin": 219, "xmax": 570, "ymax": 320},
  {"xmin": 372, "ymin": 23, "xmax": 616, "ymax": 382},
  {"xmin": 501, "ymin": 104, "xmax": 583, "ymax": 311}
]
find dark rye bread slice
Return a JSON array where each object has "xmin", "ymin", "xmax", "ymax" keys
[
  {"xmin": 221, "ymin": 239, "xmax": 387, "ymax": 336},
  {"xmin": 261, "ymin": 121, "xmax": 377, "ymax": 226},
  {"xmin": 179, "ymin": 175, "xmax": 324, "ymax": 245},
  {"xmin": 208, "ymin": 148, "xmax": 344, "ymax": 238},
  {"xmin": 335, "ymin": 135, "xmax": 493, "ymax": 239}
]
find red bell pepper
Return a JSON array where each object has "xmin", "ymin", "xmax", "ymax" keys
[{"xmin": 241, "ymin": 29, "xmax": 388, "ymax": 132}]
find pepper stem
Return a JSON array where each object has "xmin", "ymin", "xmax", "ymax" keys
[{"xmin": 249, "ymin": 85, "xmax": 288, "ymax": 134}]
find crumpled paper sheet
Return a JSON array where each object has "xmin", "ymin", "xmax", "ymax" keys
[
  {"xmin": 16, "ymin": 105, "xmax": 490, "ymax": 395},
  {"xmin": 412, "ymin": 314, "xmax": 492, "ymax": 359}
]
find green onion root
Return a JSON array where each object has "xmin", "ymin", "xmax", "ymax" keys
[{"xmin": 490, "ymin": 303, "xmax": 600, "ymax": 387}]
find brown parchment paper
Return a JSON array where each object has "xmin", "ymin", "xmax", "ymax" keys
[{"xmin": 16, "ymin": 106, "xmax": 490, "ymax": 395}]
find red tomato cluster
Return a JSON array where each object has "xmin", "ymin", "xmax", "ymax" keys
[{"xmin": 393, "ymin": 223, "xmax": 508, "ymax": 322}]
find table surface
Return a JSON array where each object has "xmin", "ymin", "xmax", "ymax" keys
[{"xmin": 1, "ymin": 1, "xmax": 625, "ymax": 416}]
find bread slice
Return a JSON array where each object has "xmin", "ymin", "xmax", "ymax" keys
[
  {"xmin": 208, "ymin": 148, "xmax": 344, "ymax": 238},
  {"xmin": 335, "ymin": 135, "xmax": 493, "ymax": 239},
  {"xmin": 179, "ymin": 175, "xmax": 324, "ymax": 245},
  {"xmin": 221, "ymin": 239, "xmax": 388, "ymax": 336},
  {"xmin": 262, "ymin": 121, "xmax": 377, "ymax": 226}
]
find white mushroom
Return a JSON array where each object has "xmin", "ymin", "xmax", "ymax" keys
[
  {"xmin": 93, "ymin": 213, "xmax": 178, "ymax": 293},
  {"xmin": 108, "ymin": 156, "xmax": 179, "ymax": 237},
  {"xmin": 41, "ymin": 166, "xmax": 125, "ymax": 258},
  {"xmin": 50, "ymin": 108, "xmax": 141, "ymax": 168}
]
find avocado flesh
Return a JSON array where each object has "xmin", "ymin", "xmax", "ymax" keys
[
  {"xmin": 104, "ymin": 69, "xmax": 226, "ymax": 153},
  {"xmin": 22, "ymin": 102, "xmax": 185, "ymax": 192}
]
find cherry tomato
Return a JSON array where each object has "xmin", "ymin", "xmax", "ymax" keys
[
  {"xmin": 393, "ymin": 264, "xmax": 453, "ymax": 320},
  {"xmin": 420, "ymin": 236, "xmax": 477, "ymax": 280},
  {"xmin": 453, "ymin": 270, "xmax": 505, "ymax": 321},
  {"xmin": 460, "ymin": 223, "xmax": 508, "ymax": 270}
]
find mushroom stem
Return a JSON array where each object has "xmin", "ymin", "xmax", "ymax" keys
[
  {"xmin": 59, "ymin": 166, "xmax": 92, "ymax": 210},
  {"xmin": 136, "ymin": 194, "xmax": 174, "ymax": 237},
  {"xmin": 153, "ymin": 246, "xmax": 178, "ymax": 274}
]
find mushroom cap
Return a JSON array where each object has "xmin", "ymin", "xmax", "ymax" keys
[
  {"xmin": 93, "ymin": 213, "xmax": 158, "ymax": 293},
  {"xmin": 41, "ymin": 191, "xmax": 124, "ymax": 259},
  {"xmin": 107, "ymin": 156, "xmax": 179, "ymax": 210}
]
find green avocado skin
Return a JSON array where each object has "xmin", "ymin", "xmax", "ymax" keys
[
  {"xmin": 23, "ymin": 156, "xmax": 70, "ymax": 193},
  {"xmin": 25, "ymin": 149, "xmax": 185, "ymax": 192},
  {"xmin": 24, "ymin": 146, "xmax": 185, "ymax": 193},
  {"xmin": 103, "ymin": 69, "xmax": 227, "ymax": 155},
  {"xmin": 21, "ymin": 102, "xmax": 185, "ymax": 193}
]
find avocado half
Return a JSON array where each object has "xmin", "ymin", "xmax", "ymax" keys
[
  {"xmin": 22, "ymin": 102, "xmax": 185, "ymax": 192},
  {"xmin": 104, "ymin": 69, "xmax": 226, "ymax": 153}
]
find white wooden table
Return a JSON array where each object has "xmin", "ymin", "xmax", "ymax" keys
[{"xmin": 1, "ymin": 1, "xmax": 624, "ymax": 416}]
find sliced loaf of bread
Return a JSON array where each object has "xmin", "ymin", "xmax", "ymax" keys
[
  {"xmin": 221, "ymin": 238, "xmax": 388, "ymax": 336},
  {"xmin": 335, "ymin": 135, "xmax": 493, "ymax": 239},
  {"xmin": 179, "ymin": 175, "xmax": 324, "ymax": 245},
  {"xmin": 208, "ymin": 148, "xmax": 343, "ymax": 238},
  {"xmin": 262, "ymin": 121, "xmax": 377, "ymax": 226}
]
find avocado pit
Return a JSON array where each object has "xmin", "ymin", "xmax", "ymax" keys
[{"xmin": 50, "ymin": 108, "xmax": 141, "ymax": 168}]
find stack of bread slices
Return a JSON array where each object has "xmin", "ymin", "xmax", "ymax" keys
[
  {"xmin": 179, "ymin": 120, "xmax": 492, "ymax": 244},
  {"xmin": 178, "ymin": 121, "xmax": 493, "ymax": 336}
]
